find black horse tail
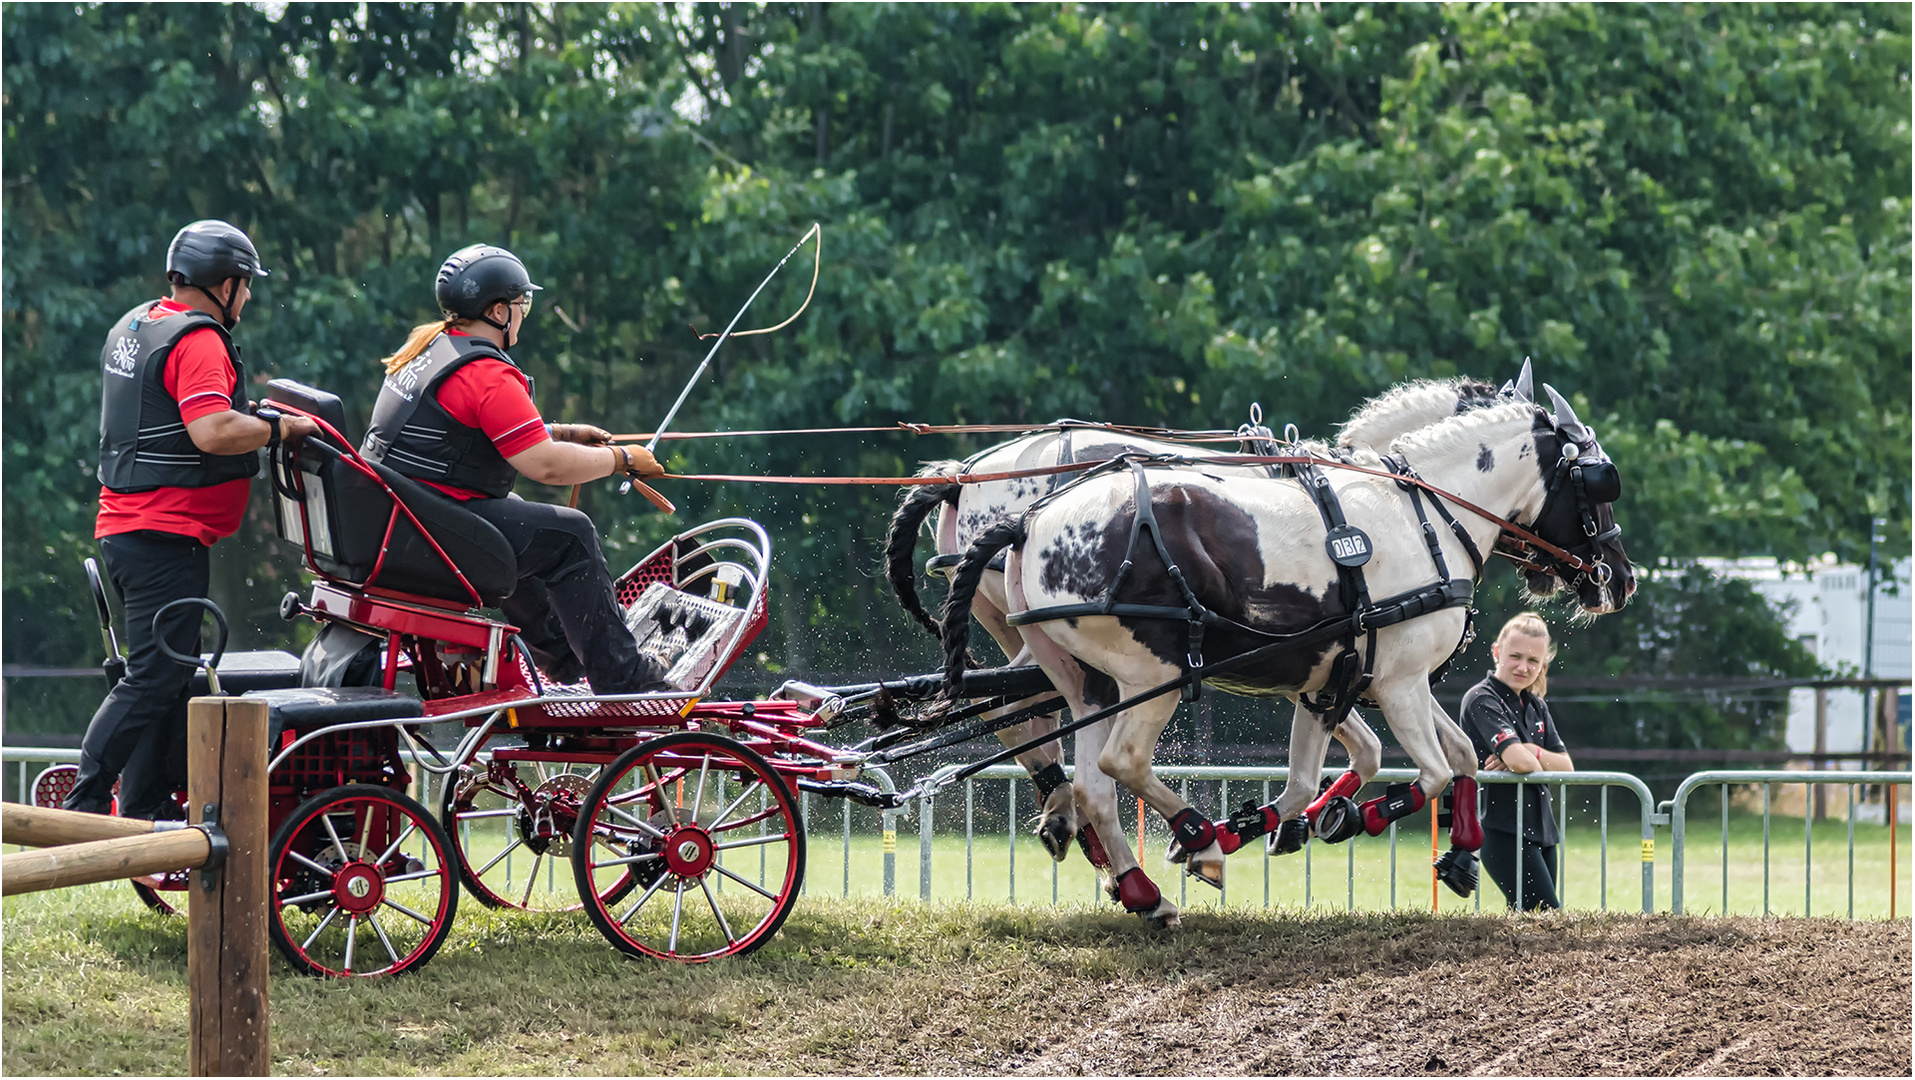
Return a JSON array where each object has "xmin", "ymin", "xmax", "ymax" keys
[
  {"xmin": 940, "ymin": 520, "xmax": 1025, "ymax": 698},
  {"xmin": 884, "ymin": 468, "xmax": 963, "ymax": 639}
]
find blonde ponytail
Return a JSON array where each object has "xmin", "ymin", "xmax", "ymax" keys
[
  {"xmin": 1494, "ymin": 612, "xmax": 1557, "ymax": 698},
  {"xmin": 380, "ymin": 319, "xmax": 456, "ymax": 374}
]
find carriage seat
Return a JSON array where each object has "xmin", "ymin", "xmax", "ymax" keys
[
  {"xmin": 265, "ymin": 379, "xmax": 517, "ymax": 607},
  {"xmin": 196, "ymin": 649, "xmax": 302, "ymax": 695},
  {"xmin": 244, "ymin": 686, "xmax": 424, "ymax": 744}
]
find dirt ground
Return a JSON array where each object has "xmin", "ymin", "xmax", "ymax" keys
[{"xmin": 829, "ymin": 912, "xmax": 1913, "ymax": 1077}]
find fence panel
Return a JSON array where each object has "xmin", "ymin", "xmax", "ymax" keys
[
  {"xmin": 8, "ymin": 748, "xmax": 1905, "ymax": 918},
  {"xmin": 1662, "ymin": 770, "xmax": 1910, "ymax": 915}
]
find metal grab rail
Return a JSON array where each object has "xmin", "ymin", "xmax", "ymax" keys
[{"xmin": 1661, "ymin": 770, "xmax": 1910, "ymax": 915}]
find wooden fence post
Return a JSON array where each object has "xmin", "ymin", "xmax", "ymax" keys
[{"xmin": 187, "ymin": 696, "xmax": 269, "ymax": 1077}]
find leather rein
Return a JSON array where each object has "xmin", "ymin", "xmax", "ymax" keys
[{"xmin": 660, "ymin": 450, "xmax": 1602, "ymax": 577}]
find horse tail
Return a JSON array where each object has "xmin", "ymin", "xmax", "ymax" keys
[
  {"xmin": 884, "ymin": 468, "xmax": 962, "ymax": 639},
  {"xmin": 941, "ymin": 520, "xmax": 1025, "ymax": 698}
]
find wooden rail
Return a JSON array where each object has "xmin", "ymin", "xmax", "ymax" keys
[
  {"xmin": 1, "ymin": 814, "xmax": 212, "ymax": 894},
  {"xmin": 0, "ymin": 697, "xmax": 268, "ymax": 1076}
]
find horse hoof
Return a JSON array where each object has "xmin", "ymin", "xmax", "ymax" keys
[
  {"xmin": 1267, "ymin": 817, "xmax": 1309, "ymax": 856},
  {"xmin": 1435, "ymin": 848, "xmax": 1478, "ymax": 898},
  {"xmin": 1139, "ymin": 901, "xmax": 1181, "ymax": 930},
  {"xmin": 1314, "ymin": 796, "xmax": 1363, "ymax": 844},
  {"xmin": 1186, "ymin": 859, "xmax": 1224, "ymax": 891},
  {"xmin": 1037, "ymin": 814, "xmax": 1073, "ymax": 862}
]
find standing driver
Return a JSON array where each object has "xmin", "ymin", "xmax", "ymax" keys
[
  {"xmin": 67, "ymin": 219, "xmax": 318, "ymax": 818},
  {"xmin": 360, "ymin": 243, "xmax": 673, "ymax": 694}
]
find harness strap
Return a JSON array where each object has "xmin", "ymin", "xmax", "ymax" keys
[
  {"xmin": 1049, "ymin": 426, "xmax": 1076, "ymax": 495},
  {"xmin": 1384, "ymin": 455, "xmax": 1480, "ymax": 684}
]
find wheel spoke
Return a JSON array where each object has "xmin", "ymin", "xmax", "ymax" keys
[
  {"xmin": 594, "ymin": 849, "xmax": 665, "ymax": 870},
  {"xmin": 616, "ymin": 865, "xmax": 674, "ymax": 926},
  {"xmin": 376, "ymin": 821, "xmax": 418, "ymax": 866},
  {"xmin": 343, "ymin": 915, "xmax": 360, "ymax": 973},
  {"xmin": 381, "ymin": 897, "xmax": 434, "ymax": 926},
  {"xmin": 382, "ymin": 868, "xmax": 444, "ymax": 886},
  {"xmin": 710, "ymin": 781, "xmax": 763, "ymax": 831},
  {"xmin": 690, "ymin": 753, "xmax": 713, "ymax": 820},
  {"xmin": 453, "ymin": 807, "xmax": 518, "ymax": 821},
  {"xmin": 356, "ymin": 807, "xmax": 375, "ymax": 864},
  {"xmin": 712, "ymin": 862, "xmax": 778, "ymax": 900},
  {"xmin": 301, "ymin": 904, "xmax": 341, "ymax": 950},
  {"xmin": 519, "ymin": 852, "xmax": 543, "ymax": 908},
  {"xmin": 475, "ymin": 836, "xmax": 526, "ymax": 877},
  {"xmin": 365, "ymin": 911, "xmax": 401, "ymax": 968},
  {"xmin": 278, "ymin": 887, "xmax": 335, "ymax": 906},
  {"xmin": 698, "ymin": 874, "xmax": 736, "ymax": 946},
  {"xmin": 286, "ymin": 848, "xmax": 335, "ymax": 878},
  {"xmin": 604, "ymin": 801, "xmax": 667, "ymax": 838},
  {"xmin": 667, "ymin": 879, "xmax": 687, "ymax": 954},
  {"xmin": 319, "ymin": 813, "xmax": 352, "ymax": 865},
  {"xmin": 713, "ymin": 833, "xmax": 788, "ymax": 853}
]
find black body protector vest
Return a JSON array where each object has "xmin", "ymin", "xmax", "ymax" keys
[
  {"xmin": 361, "ymin": 333, "xmax": 530, "ymax": 499},
  {"xmin": 97, "ymin": 300, "xmax": 258, "ymax": 493}
]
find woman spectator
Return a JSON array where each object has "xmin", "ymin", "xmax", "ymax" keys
[{"xmin": 1460, "ymin": 612, "xmax": 1573, "ymax": 910}]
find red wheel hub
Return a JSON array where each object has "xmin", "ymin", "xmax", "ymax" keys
[
  {"xmin": 660, "ymin": 826, "xmax": 714, "ymax": 877},
  {"xmin": 332, "ymin": 861, "xmax": 385, "ymax": 915}
]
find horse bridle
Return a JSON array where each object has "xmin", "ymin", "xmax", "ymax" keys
[{"xmin": 1497, "ymin": 419, "xmax": 1622, "ymax": 590}]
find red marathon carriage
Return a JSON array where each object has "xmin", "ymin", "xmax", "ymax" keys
[{"xmin": 42, "ymin": 378, "xmax": 1004, "ymax": 976}]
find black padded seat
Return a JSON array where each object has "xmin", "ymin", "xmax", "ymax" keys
[
  {"xmin": 195, "ymin": 649, "xmax": 301, "ymax": 695},
  {"xmin": 245, "ymin": 686, "xmax": 423, "ymax": 743},
  {"xmin": 266, "ymin": 379, "xmax": 517, "ymax": 606}
]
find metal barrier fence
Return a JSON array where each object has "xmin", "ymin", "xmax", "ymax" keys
[
  {"xmin": 1663, "ymin": 770, "xmax": 1908, "ymax": 916},
  {"xmin": 909, "ymin": 765, "xmax": 1662, "ymax": 911},
  {"xmin": 4, "ymin": 748, "xmax": 1904, "ymax": 917}
]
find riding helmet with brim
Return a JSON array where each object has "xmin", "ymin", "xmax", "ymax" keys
[
  {"xmin": 436, "ymin": 244, "xmax": 543, "ymax": 322},
  {"xmin": 166, "ymin": 219, "xmax": 269, "ymax": 286}
]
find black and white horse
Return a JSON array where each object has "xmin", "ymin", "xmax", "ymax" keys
[
  {"xmin": 937, "ymin": 385, "xmax": 1634, "ymax": 927},
  {"xmin": 885, "ymin": 372, "xmax": 1519, "ymax": 873}
]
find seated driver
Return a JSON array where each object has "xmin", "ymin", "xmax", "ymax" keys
[{"xmin": 360, "ymin": 243, "xmax": 672, "ymax": 693}]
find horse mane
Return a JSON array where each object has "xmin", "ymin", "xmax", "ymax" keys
[
  {"xmin": 1336, "ymin": 377, "xmax": 1499, "ymax": 449},
  {"xmin": 1386, "ymin": 400, "xmax": 1539, "ymax": 461}
]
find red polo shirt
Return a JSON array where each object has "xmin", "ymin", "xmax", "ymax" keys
[
  {"xmin": 416, "ymin": 328, "xmax": 551, "ymax": 500},
  {"xmin": 95, "ymin": 299, "xmax": 252, "ymax": 545}
]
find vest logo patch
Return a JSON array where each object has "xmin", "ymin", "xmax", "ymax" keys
[
  {"xmin": 382, "ymin": 355, "xmax": 431, "ymax": 402},
  {"xmin": 106, "ymin": 336, "xmax": 140, "ymax": 378}
]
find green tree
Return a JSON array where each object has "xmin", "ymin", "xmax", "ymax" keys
[{"xmin": 4, "ymin": 4, "xmax": 1905, "ymax": 739}]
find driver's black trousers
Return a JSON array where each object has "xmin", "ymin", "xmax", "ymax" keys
[
  {"xmin": 462, "ymin": 495, "xmax": 670, "ymax": 694},
  {"xmin": 65, "ymin": 530, "xmax": 205, "ymax": 819}
]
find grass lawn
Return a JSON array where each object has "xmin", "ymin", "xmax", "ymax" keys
[{"xmin": 3, "ymin": 886, "xmax": 1907, "ymax": 1076}]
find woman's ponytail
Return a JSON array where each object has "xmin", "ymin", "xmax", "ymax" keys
[{"xmin": 380, "ymin": 319, "xmax": 456, "ymax": 374}]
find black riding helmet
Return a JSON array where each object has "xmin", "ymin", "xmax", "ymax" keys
[
  {"xmin": 435, "ymin": 244, "xmax": 542, "ymax": 343},
  {"xmin": 166, "ymin": 219, "xmax": 268, "ymax": 328}
]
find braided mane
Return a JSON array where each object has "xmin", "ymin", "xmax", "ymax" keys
[
  {"xmin": 1387, "ymin": 400, "xmax": 1539, "ymax": 461},
  {"xmin": 1336, "ymin": 377, "xmax": 1499, "ymax": 450}
]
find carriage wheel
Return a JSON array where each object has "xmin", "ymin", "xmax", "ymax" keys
[
  {"xmin": 131, "ymin": 872, "xmax": 190, "ymax": 915},
  {"xmin": 33, "ymin": 765, "xmax": 188, "ymax": 915},
  {"xmin": 572, "ymin": 732, "xmax": 805, "ymax": 963},
  {"xmin": 268, "ymin": 784, "xmax": 458, "ymax": 978},
  {"xmin": 441, "ymin": 759, "xmax": 636, "ymax": 912}
]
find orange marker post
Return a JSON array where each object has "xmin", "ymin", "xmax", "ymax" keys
[{"xmin": 1431, "ymin": 800, "xmax": 1440, "ymax": 911}]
